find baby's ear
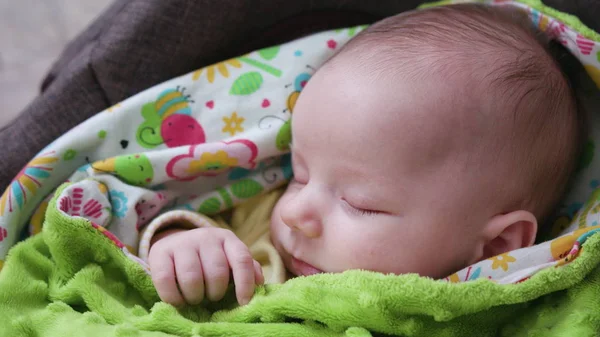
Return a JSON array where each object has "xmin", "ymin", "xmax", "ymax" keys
[{"xmin": 479, "ymin": 211, "xmax": 538, "ymax": 260}]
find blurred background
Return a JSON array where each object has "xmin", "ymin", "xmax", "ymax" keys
[{"xmin": 0, "ymin": 0, "xmax": 112, "ymax": 128}]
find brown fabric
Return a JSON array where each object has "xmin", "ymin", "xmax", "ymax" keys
[
  {"xmin": 0, "ymin": 0, "xmax": 421, "ymax": 189},
  {"xmin": 0, "ymin": 0, "xmax": 597, "ymax": 190}
]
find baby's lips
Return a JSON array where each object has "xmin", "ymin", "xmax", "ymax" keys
[{"xmin": 291, "ymin": 256, "xmax": 323, "ymax": 276}]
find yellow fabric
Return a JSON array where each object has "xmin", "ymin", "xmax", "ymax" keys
[
  {"xmin": 140, "ymin": 189, "xmax": 287, "ymax": 284},
  {"xmin": 212, "ymin": 189, "xmax": 286, "ymax": 284}
]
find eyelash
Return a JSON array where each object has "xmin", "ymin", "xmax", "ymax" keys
[
  {"xmin": 343, "ymin": 199, "xmax": 379, "ymax": 216},
  {"xmin": 352, "ymin": 208, "xmax": 378, "ymax": 216},
  {"xmin": 289, "ymin": 177, "xmax": 380, "ymax": 216}
]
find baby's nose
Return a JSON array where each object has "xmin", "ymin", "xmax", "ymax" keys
[
  {"xmin": 280, "ymin": 198, "xmax": 323, "ymax": 238},
  {"xmin": 286, "ymin": 218, "xmax": 322, "ymax": 238}
]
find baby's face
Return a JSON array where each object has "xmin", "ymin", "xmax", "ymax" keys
[{"xmin": 270, "ymin": 57, "xmax": 492, "ymax": 279}]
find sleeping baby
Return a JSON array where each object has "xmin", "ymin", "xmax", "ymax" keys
[{"xmin": 141, "ymin": 3, "xmax": 584, "ymax": 306}]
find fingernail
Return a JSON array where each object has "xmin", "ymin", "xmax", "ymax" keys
[{"xmin": 239, "ymin": 297, "xmax": 250, "ymax": 306}]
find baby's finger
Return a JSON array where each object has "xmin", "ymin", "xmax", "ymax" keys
[
  {"xmin": 174, "ymin": 249, "xmax": 204, "ymax": 305},
  {"xmin": 149, "ymin": 249, "xmax": 185, "ymax": 306},
  {"xmin": 199, "ymin": 242, "xmax": 230, "ymax": 302},
  {"xmin": 253, "ymin": 260, "xmax": 264, "ymax": 285},
  {"xmin": 224, "ymin": 239, "xmax": 256, "ymax": 305}
]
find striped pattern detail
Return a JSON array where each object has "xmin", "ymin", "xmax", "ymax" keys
[
  {"xmin": 576, "ymin": 34, "xmax": 594, "ymax": 55},
  {"xmin": 156, "ymin": 89, "xmax": 192, "ymax": 118}
]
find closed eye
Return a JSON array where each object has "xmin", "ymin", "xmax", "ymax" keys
[
  {"xmin": 353, "ymin": 207, "xmax": 379, "ymax": 216},
  {"xmin": 342, "ymin": 198, "xmax": 381, "ymax": 217}
]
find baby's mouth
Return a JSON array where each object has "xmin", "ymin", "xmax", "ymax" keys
[{"xmin": 290, "ymin": 256, "xmax": 323, "ymax": 276}]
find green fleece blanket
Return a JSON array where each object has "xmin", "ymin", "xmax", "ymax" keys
[
  {"xmin": 2, "ymin": 1, "xmax": 600, "ymax": 336},
  {"xmin": 2, "ymin": 183, "xmax": 600, "ymax": 337}
]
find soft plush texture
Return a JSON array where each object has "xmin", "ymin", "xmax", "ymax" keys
[
  {"xmin": 1, "ymin": 1, "xmax": 600, "ymax": 336},
  {"xmin": 2, "ymin": 183, "xmax": 600, "ymax": 337}
]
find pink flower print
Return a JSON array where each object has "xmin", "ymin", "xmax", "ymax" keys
[
  {"xmin": 135, "ymin": 193, "xmax": 167, "ymax": 230},
  {"xmin": 576, "ymin": 34, "xmax": 594, "ymax": 55},
  {"xmin": 68, "ymin": 188, "xmax": 85, "ymax": 217},
  {"xmin": 59, "ymin": 196, "xmax": 72, "ymax": 213},
  {"xmin": 0, "ymin": 226, "xmax": 7, "ymax": 242},
  {"xmin": 83, "ymin": 199, "xmax": 103, "ymax": 219},
  {"xmin": 166, "ymin": 139, "xmax": 258, "ymax": 181},
  {"xmin": 547, "ymin": 21, "xmax": 567, "ymax": 46}
]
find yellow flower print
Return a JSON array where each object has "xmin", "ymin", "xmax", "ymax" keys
[
  {"xmin": 186, "ymin": 151, "xmax": 239, "ymax": 174},
  {"xmin": 489, "ymin": 253, "xmax": 516, "ymax": 272},
  {"xmin": 106, "ymin": 103, "xmax": 121, "ymax": 112},
  {"xmin": 538, "ymin": 15, "xmax": 550, "ymax": 32},
  {"xmin": 193, "ymin": 58, "xmax": 242, "ymax": 83},
  {"xmin": 446, "ymin": 273, "xmax": 460, "ymax": 283},
  {"xmin": 222, "ymin": 112, "xmax": 245, "ymax": 136},
  {"xmin": 584, "ymin": 64, "xmax": 600, "ymax": 89},
  {"xmin": 29, "ymin": 200, "xmax": 49, "ymax": 236},
  {"xmin": 97, "ymin": 182, "xmax": 109, "ymax": 194}
]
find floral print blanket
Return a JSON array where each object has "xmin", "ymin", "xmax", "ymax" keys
[{"xmin": 0, "ymin": 1, "xmax": 600, "ymax": 288}]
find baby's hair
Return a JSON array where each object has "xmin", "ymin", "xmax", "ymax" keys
[{"xmin": 331, "ymin": 4, "xmax": 586, "ymax": 224}]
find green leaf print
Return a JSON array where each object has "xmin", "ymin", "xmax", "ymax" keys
[
  {"xmin": 258, "ymin": 46, "xmax": 280, "ymax": 60},
  {"xmin": 238, "ymin": 57, "xmax": 282, "ymax": 77},
  {"xmin": 230, "ymin": 179, "xmax": 264, "ymax": 199},
  {"xmin": 198, "ymin": 197, "xmax": 222, "ymax": 215},
  {"xmin": 230, "ymin": 72, "xmax": 264, "ymax": 95},
  {"xmin": 63, "ymin": 149, "xmax": 77, "ymax": 161},
  {"xmin": 336, "ymin": 25, "xmax": 368, "ymax": 37},
  {"xmin": 276, "ymin": 121, "xmax": 292, "ymax": 151}
]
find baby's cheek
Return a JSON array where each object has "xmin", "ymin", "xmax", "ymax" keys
[
  {"xmin": 342, "ymin": 228, "xmax": 429, "ymax": 275},
  {"xmin": 340, "ymin": 231, "xmax": 390, "ymax": 269},
  {"xmin": 416, "ymin": 231, "xmax": 476, "ymax": 278}
]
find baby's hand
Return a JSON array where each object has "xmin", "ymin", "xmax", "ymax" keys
[{"xmin": 148, "ymin": 227, "xmax": 264, "ymax": 306}]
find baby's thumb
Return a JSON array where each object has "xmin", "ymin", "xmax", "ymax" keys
[{"xmin": 253, "ymin": 260, "xmax": 265, "ymax": 285}]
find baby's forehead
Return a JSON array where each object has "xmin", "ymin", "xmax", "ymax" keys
[
  {"xmin": 295, "ymin": 60, "xmax": 482, "ymax": 163},
  {"xmin": 320, "ymin": 48, "xmax": 487, "ymax": 127}
]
